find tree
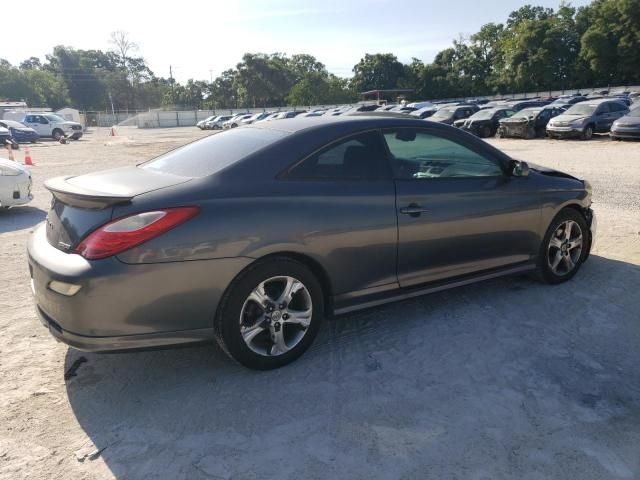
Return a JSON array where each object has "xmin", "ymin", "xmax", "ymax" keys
[{"xmin": 351, "ymin": 53, "xmax": 406, "ymax": 93}]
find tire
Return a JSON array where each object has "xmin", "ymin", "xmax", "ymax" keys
[
  {"xmin": 537, "ymin": 208, "xmax": 589, "ymax": 284},
  {"xmin": 581, "ymin": 124, "xmax": 594, "ymax": 140},
  {"xmin": 231, "ymin": 123, "xmax": 238, "ymax": 128},
  {"xmin": 214, "ymin": 257, "xmax": 324, "ymax": 370},
  {"xmin": 52, "ymin": 129, "xmax": 64, "ymax": 141},
  {"xmin": 480, "ymin": 126, "xmax": 491, "ymax": 138}
]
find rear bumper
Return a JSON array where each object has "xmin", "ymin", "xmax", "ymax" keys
[
  {"xmin": 35, "ymin": 305, "xmax": 213, "ymax": 352},
  {"xmin": 27, "ymin": 224, "xmax": 251, "ymax": 351}
]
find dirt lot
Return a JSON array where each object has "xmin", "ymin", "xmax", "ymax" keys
[{"xmin": 1, "ymin": 127, "xmax": 639, "ymax": 480}]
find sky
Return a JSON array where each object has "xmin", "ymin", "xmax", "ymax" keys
[{"xmin": 1, "ymin": 0, "xmax": 591, "ymax": 83}]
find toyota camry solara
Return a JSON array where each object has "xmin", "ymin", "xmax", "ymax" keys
[{"xmin": 28, "ymin": 116, "xmax": 595, "ymax": 369}]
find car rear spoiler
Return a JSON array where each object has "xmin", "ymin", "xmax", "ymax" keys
[{"xmin": 45, "ymin": 176, "xmax": 133, "ymax": 210}]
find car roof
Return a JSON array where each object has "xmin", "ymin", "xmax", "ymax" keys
[{"xmin": 244, "ymin": 114, "xmax": 468, "ymax": 135}]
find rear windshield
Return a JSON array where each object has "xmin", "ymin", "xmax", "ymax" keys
[{"xmin": 140, "ymin": 127, "xmax": 288, "ymax": 177}]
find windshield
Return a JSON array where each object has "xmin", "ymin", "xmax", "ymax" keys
[
  {"xmin": 565, "ymin": 104, "xmax": 597, "ymax": 116},
  {"xmin": 431, "ymin": 108, "xmax": 455, "ymax": 120},
  {"xmin": 511, "ymin": 108, "xmax": 541, "ymax": 120},
  {"xmin": 141, "ymin": 127, "xmax": 289, "ymax": 177},
  {"xmin": 45, "ymin": 114, "xmax": 66, "ymax": 122},
  {"xmin": 627, "ymin": 106, "xmax": 640, "ymax": 117}
]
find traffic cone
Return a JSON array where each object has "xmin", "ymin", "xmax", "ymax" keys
[
  {"xmin": 110, "ymin": 126, "xmax": 116, "ymax": 136},
  {"xmin": 24, "ymin": 147, "xmax": 33, "ymax": 166},
  {"xmin": 6, "ymin": 145, "xmax": 14, "ymax": 161}
]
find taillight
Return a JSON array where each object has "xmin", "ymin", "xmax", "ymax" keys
[{"xmin": 74, "ymin": 207, "xmax": 199, "ymax": 260}]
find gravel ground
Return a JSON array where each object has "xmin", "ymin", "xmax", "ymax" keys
[{"xmin": 1, "ymin": 127, "xmax": 639, "ymax": 480}]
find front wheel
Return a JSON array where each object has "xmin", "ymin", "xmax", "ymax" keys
[
  {"xmin": 52, "ymin": 129, "xmax": 64, "ymax": 141},
  {"xmin": 537, "ymin": 209, "xmax": 588, "ymax": 284},
  {"xmin": 581, "ymin": 125, "xmax": 594, "ymax": 140},
  {"xmin": 214, "ymin": 258, "xmax": 324, "ymax": 370}
]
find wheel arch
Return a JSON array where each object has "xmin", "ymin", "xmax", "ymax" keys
[{"xmin": 215, "ymin": 251, "xmax": 334, "ymax": 321}]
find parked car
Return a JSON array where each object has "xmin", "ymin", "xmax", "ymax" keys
[
  {"xmin": 546, "ymin": 99, "xmax": 629, "ymax": 140},
  {"xmin": 196, "ymin": 116, "xmax": 217, "ymax": 130},
  {"xmin": 409, "ymin": 106, "xmax": 438, "ymax": 119},
  {"xmin": 22, "ymin": 113, "xmax": 83, "ymax": 140},
  {"xmin": 255, "ymin": 112, "xmax": 282, "ymax": 123},
  {"xmin": 273, "ymin": 110, "xmax": 307, "ymax": 120},
  {"xmin": 241, "ymin": 112, "xmax": 272, "ymax": 125},
  {"xmin": 406, "ymin": 101, "xmax": 435, "ymax": 110},
  {"xmin": 28, "ymin": 116, "xmax": 595, "ymax": 369},
  {"xmin": 497, "ymin": 106, "xmax": 566, "ymax": 139},
  {"xmin": 505, "ymin": 99, "xmax": 550, "ymax": 111},
  {"xmin": 428, "ymin": 105, "xmax": 479, "ymax": 125},
  {"xmin": 454, "ymin": 107, "xmax": 516, "ymax": 138},
  {"xmin": 204, "ymin": 115, "xmax": 234, "ymax": 130},
  {"xmin": 222, "ymin": 114, "xmax": 252, "ymax": 129},
  {"xmin": 0, "ymin": 126, "xmax": 19, "ymax": 149},
  {"xmin": 0, "ymin": 120, "xmax": 39, "ymax": 144},
  {"xmin": 610, "ymin": 106, "xmax": 640, "ymax": 140},
  {"xmin": 551, "ymin": 95, "xmax": 588, "ymax": 106},
  {"xmin": 0, "ymin": 157, "xmax": 32, "ymax": 208}
]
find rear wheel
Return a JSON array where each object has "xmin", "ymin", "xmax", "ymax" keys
[
  {"xmin": 214, "ymin": 258, "xmax": 324, "ymax": 370},
  {"xmin": 537, "ymin": 209, "xmax": 588, "ymax": 284}
]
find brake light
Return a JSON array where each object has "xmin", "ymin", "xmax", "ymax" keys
[{"xmin": 74, "ymin": 207, "xmax": 199, "ymax": 260}]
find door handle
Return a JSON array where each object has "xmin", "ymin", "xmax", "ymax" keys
[{"xmin": 400, "ymin": 203, "xmax": 428, "ymax": 217}]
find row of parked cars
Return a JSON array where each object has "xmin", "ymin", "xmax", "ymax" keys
[
  {"xmin": 0, "ymin": 113, "xmax": 84, "ymax": 149},
  {"xmin": 195, "ymin": 91, "xmax": 639, "ymax": 141}
]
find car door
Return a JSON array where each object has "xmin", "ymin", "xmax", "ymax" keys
[
  {"xmin": 594, "ymin": 104, "xmax": 612, "ymax": 131},
  {"xmin": 383, "ymin": 127, "xmax": 542, "ymax": 287},
  {"xmin": 283, "ymin": 130, "xmax": 398, "ymax": 298}
]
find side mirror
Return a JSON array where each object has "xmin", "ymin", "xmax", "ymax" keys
[{"xmin": 511, "ymin": 160, "xmax": 530, "ymax": 177}]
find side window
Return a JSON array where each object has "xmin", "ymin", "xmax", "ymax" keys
[
  {"xmin": 25, "ymin": 115, "xmax": 33, "ymax": 123},
  {"xmin": 383, "ymin": 129, "xmax": 503, "ymax": 180},
  {"xmin": 287, "ymin": 131, "xmax": 389, "ymax": 180},
  {"xmin": 538, "ymin": 110, "xmax": 550, "ymax": 121},
  {"xmin": 597, "ymin": 104, "xmax": 610, "ymax": 114}
]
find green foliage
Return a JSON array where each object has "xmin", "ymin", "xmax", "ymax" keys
[{"xmin": 1, "ymin": 2, "xmax": 638, "ymax": 111}]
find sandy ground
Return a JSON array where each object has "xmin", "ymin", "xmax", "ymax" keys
[{"xmin": 0, "ymin": 127, "xmax": 639, "ymax": 480}]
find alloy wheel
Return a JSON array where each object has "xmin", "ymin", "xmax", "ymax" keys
[
  {"xmin": 239, "ymin": 276, "xmax": 313, "ymax": 356},
  {"xmin": 547, "ymin": 220, "xmax": 583, "ymax": 276}
]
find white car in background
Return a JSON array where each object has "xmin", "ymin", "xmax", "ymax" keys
[
  {"xmin": 22, "ymin": 113, "xmax": 83, "ymax": 141},
  {"xmin": 196, "ymin": 116, "xmax": 217, "ymax": 129},
  {"xmin": 0, "ymin": 158, "xmax": 32, "ymax": 209},
  {"xmin": 204, "ymin": 115, "xmax": 234, "ymax": 129},
  {"xmin": 241, "ymin": 112, "xmax": 272, "ymax": 125},
  {"xmin": 222, "ymin": 114, "xmax": 253, "ymax": 129}
]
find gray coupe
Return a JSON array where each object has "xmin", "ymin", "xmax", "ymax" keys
[{"xmin": 28, "ymin": 116, "xmax": 595, "ymax": 369}]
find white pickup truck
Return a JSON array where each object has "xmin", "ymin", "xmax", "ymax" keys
[{"xmin": 22, "ymin": 113, "xmax": 83, "ymax": 141}]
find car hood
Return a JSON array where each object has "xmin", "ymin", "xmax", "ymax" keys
[
  {"xmin": 551, "ymin": 114, "xmax": 588, "ymax": 124},
  {"xmin": 526, "ymin": 161, "xmax": 580, "ymax": 181},
  {"xmin": 501, "ymin": 116, "xmax": 535, "ymax": 124},
  {"xmin": 13, "ymin": 126, "xmax": 37, "ymax": 133},
  {"xmin": 613, "ymin": 115, "xmax": 640, "ymax": 126},
  {"xmin": 0, "ymin": 127, "xmax": 9, "ymax": 135}
]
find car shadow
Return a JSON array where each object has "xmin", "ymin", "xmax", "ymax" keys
[
  {"xmin": 0, "ymin": 206, "xmax": 46, "ymax": 233},
  {"xmin": 63, "ymin": 255, "xmax": 640, "ymax": 478}
]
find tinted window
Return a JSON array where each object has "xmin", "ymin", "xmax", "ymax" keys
[
  {"xmin": 288, "ymin": 131, "xmax": 389, "ymax": 180},
  {"xmin": 383, "ymin": 129, "xmax": 503, "ymax": 179},
  {"xmin": 609, "ymin": 102, "xmax": 626, "ymax": 112},
  {"xmin": 141, "ymin": 128, "xmax": 289, "ymax": 177},
  {"xmin": 596, "ymin": 103, "xmax": 610, "ymax": 114}
]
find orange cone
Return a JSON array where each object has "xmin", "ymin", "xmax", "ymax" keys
[
  {"xmin": 24, "ymin": 147, "xmax": 33, "ymax": 166},
  {"xmin": 110, "ymin": 126, "xmax": 116, "ymax": 136},
  {"xmin": 6, "ymin": 145, "xmax": 15, "ymax": 161}
]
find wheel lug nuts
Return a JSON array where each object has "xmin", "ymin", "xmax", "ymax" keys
[
  {"xmin": 279, "ymin": 304, "xmax": 285, "ymax": 309},
  {"xmin": 283, "ymin": 313, "xmax": 289, "ymax": 320}
]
